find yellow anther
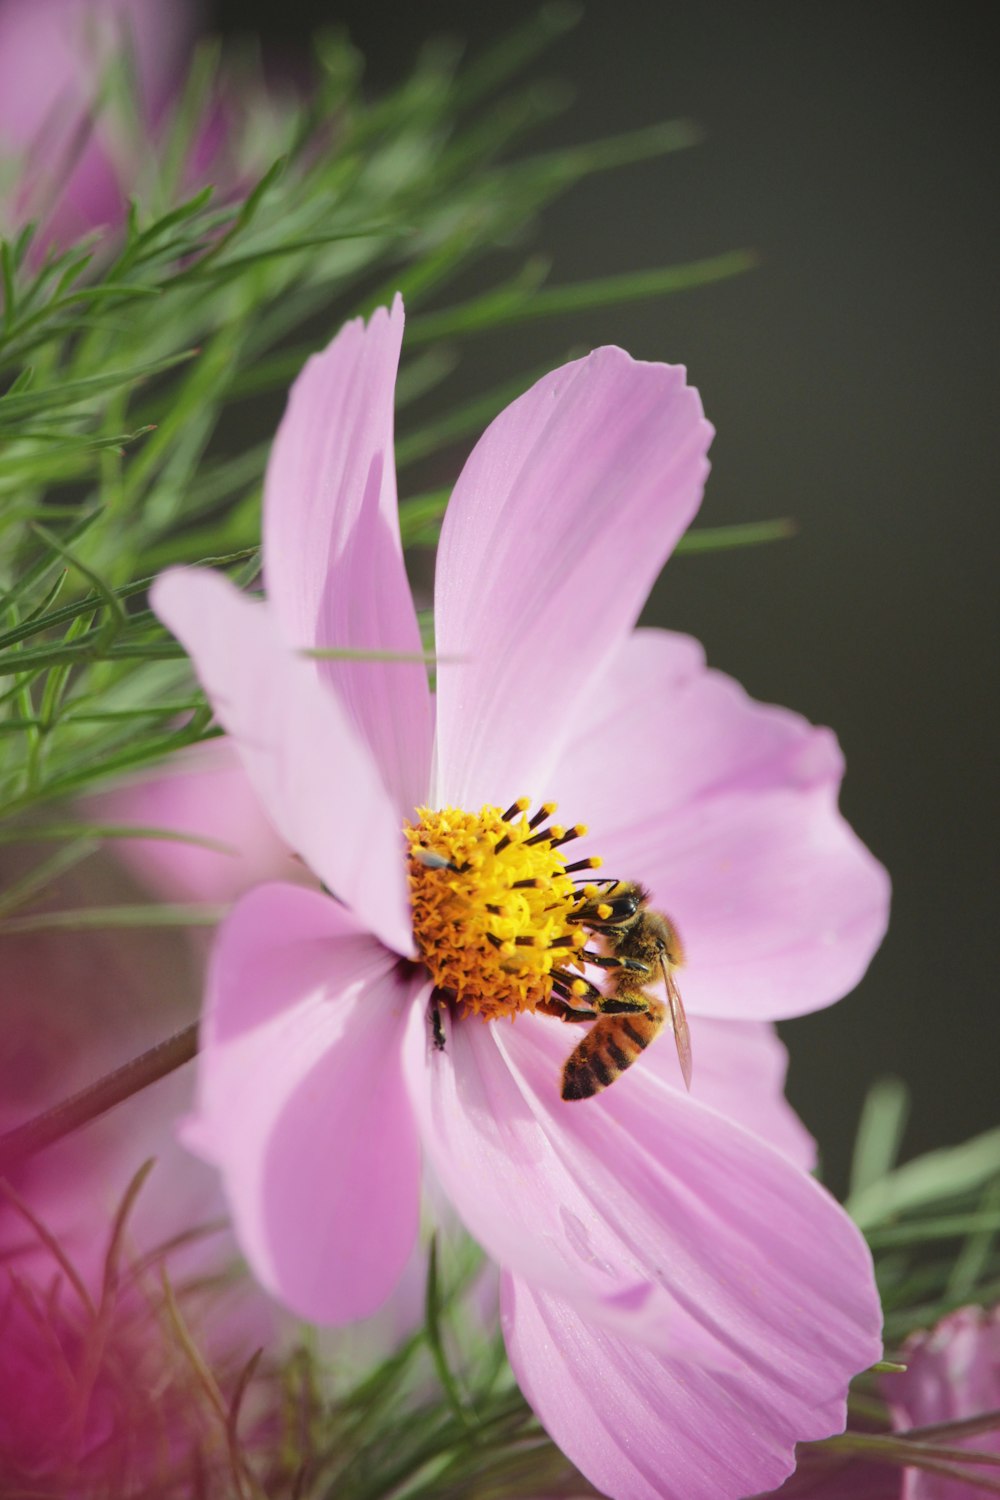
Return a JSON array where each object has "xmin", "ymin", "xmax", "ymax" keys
[
  {"xmin": 405, "ymin": 802, "xmax": 602, "ymax": 1022},
  {"xmin": 597, "ymin": 903, "xmax": 613, "ymax": 920}
]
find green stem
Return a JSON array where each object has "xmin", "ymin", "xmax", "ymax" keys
[{"xmin": 0, "ymin": 1022, "xmax": 198, "ymax": 1177}]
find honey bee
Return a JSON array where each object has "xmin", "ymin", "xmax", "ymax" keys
[{"xmin": 543, "ymin": 880, "xmax": 692, "ymax": 1101}]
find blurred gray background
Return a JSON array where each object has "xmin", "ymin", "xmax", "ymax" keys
[{"xmin": 216, "ymin": 0, "xmax": 998, "ymax": 1193}]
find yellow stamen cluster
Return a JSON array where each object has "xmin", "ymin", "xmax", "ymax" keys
[{"xmin": 405, "ymin": 800, "xmax": 602, "ymax": 1021}]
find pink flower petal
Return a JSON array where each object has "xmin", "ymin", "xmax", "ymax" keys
[
  {"xmin": 262, "ymin": 295, "xmax": 431, "ymax": 814},
  {"xmin": 405, "ymin": 1005, "xmax": 736, "ymax": 1363},
  {"xmin": 547, "ymin": 629, "xmax": 889, "ymax": 1020},
  {"xmin": 405, "ymin": 1006, "xmax": 879, "ymax": 1377},
  {"xmin": 0, "ymin": 0, "xmax": 195, "ymax": 247},
  {"xmin": 548, "ymin": 629, "xmax": 844, "ymax": 824},
  {"xmin": 503, "ymin": 1272, "xmax": 856, "ymax": 1500},
  {"xmin": 433, "ymin": 352, "xmax": 713, "ymax": 809},
  {"xmin": 151, "ymin": 567, "xmax": 413, "ymax": 956},
  {"xmin": 644, "ymin": 1017, "xmax": 817, "ymax": 1171},
  {"xmin": 189, "ymin": 882, "xmax": 423, "ymax": 1323},
  {"xmin": 887, "ymin": 1306, "xmax": 1000, "ymax": 1500},
  {"xmin": 485, "ymin": 1024, "xmax": 880, "ymax": 1500},
  {"xmin": 93, "ymin": 739, "xmax": 303, "ymax": 905},
  {"xmin": 639, "ymin": 783, "xmax": 888, "ymax": 1020}
]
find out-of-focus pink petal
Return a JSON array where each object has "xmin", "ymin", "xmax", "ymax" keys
[
  {"xmin": 151, "ymin": 567, "xmax": 413, "ymax": 956},
  {"xmin": 433, "ymin": 351, "xmax": 713, "ymax": 809},
  {"xmin": 262, "ymin": 295, "xmax": 431, "ymax": 814},
  {"xmin": 887, "ymin": 1306, "xmax": 1000, "ymax": 1500},
  {"xmin": 503, "ymin": 1272, "xmax": 855, "ymax": 1500},
  {"xmin": 548, "ymin": 629, "xmax": 889, "ymax": 1021},
  {"xmin": 92, "ymin": 739, "xmax": 303, "ymax": 905},
  {"xmin": 406, "ymin": 1005, "xmax": 880, "ymax": 1378},
  {"xmin": 189, "ymin": 882, "xmax": 423, "ymax": 1323},
  {"xmin": 645, "ymin": 1017, "xmax": 817, "ymax": 1171},
  {"xmin": 0, "ymin": 0, "xmax": 195, "ymax": 245}
]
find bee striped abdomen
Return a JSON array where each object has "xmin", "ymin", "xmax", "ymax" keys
[{"xmin": 561, "ymin": 1003, "xmax": 664, "ymax": 1101}]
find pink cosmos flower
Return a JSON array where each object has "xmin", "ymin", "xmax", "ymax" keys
[
  {"xmin": 152, "ymin": 296, "xmax": 890, "ymax": 1500},
  {"xmin": 0, "ymin": 0, "xmax": 196, "ymax": 249},
  {"xmin": 886, "ymin": 1305, "xmax": 1000, "ymax": 1500}
]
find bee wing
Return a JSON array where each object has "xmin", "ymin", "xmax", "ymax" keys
[{"xmin": 663, "ymin": 962, "xmax": 693, "ymax": 1091}]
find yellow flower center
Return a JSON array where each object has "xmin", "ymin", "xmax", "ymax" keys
[{"xmin": 405, "ymin": 799, "xmax": 603, "ymax": 1021}]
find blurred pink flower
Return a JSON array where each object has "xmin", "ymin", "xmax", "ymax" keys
[
  {"xmin": 0, "ymin": 1261, "xmax": 256, "ymax": 1492},
  {"xmin": 886, "ymin": 1305, "xmax": 1000, "ymax": 1500},
  {"xmin": 0, "ymin": 0, "xmax": 197, "ymax": 249},
  {"xmin": 0, "ymin": 916, "xmax": 214, "ymax": 1275},
  {"xmin": 0, "ymin": 901, "xmax": 279, "ymax": 1488},
  {"xmin": 96, "ymin": 737, "xmax": 306, "ymax": 907},
  {"xmin": 152, "ymin": 296, "xmax": 890, "ymax": 1500}
]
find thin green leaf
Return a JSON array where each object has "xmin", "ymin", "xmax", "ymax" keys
[
  {"xmin": 449, "ymin": 1, "xmax": 581, "ymax": 111},
  {"xmin": 868, "ymin": 1212, "xmax": 1000, "ymax": 1249},
  {"xmin": 405, "ymin": 252, "xmax": 759, "ymax": 345},
  {"xmin": 1, "ymin": 240, "xmax": 16, "ymax": 329},
  {"xmin": 183, "ymin": 224, "xmax": 409, "ymax": 282},
  {"xmin": 948, "ymin": 1178, "xmax": 1000, "ymax": 1301},
  {"xmin": 0, "ymin": 547, "xmax": 257, "ymax": 651},
  {"xmin": 101, "ymin": 1158, "xmax": 156, "ymax": 1304},
  {"xmin": 0, "ymin": 836, "xmax": 99, "ymax": 918},
  {"xmin": 0, "ymin": 507, "xmax": 102, "ymax": 613},
  {"xmin": 399, "ymin": 488, "xmax": 451, "ymax": 545},
  {"xmin": 850, "ymin": 1075, "xmax": 912, "ymax": 1201},
  {"xmin": 29, "ymin": 521, "xmax": 126, "ymax": 651},
  {"xmin": 848, "ymin": 1128, "xmax": 1000, "ymax": 1230},
  {"xmin": 4, "ymin": 364, "xmax": 34, "ymax": 396},
  {"xmin": 0, "ymin": 902, "xmax": 227, "ymax": 934},
  {"xmin": 424, "ymin": 1235, "xmax": 474, "ymax": 1430},
  {"xmin": 0, "ymin": 821, "xmax": 234, "ymax": 855},
  {"xmin": 0, "ymin": 346, "xmax": 198, "ymax": 424},
  {"xmin": 674, "ymin": 518, "xmax": 798, "ymax": 553},
  {"xmin": 301, "ymin": 646, "xmax": 441, "ymax": 664},
  {"xmin": 396, "ymin": 359, "xmax": 558, "ymax": 467},
  {"xmin": 0, "ymin": 1179, "xmax": 95, "ymax": 1316}
]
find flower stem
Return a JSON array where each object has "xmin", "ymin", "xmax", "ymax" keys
[{"xmin": 0, "ymin": 1022, "xmax": 198, "ymax": 1177}]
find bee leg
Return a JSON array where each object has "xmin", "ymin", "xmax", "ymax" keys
[
  {"xmin": 429, "ymin": 994, "xmax": 447, "ymax": 1052},
  {"xmin": 536, "ymin": 997, "xmax": 598, "ymax": 1024},
  {"xmin": 578, "ymin": 950, "xmax": 649, "ymax": 973},
  {"xmin": 550, "ymin": 970, "xmax": 602, "ymax": 1005},
  {"xmin": 593, "ymin": 996, "xmax": 648, "ymax": 1014}
]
